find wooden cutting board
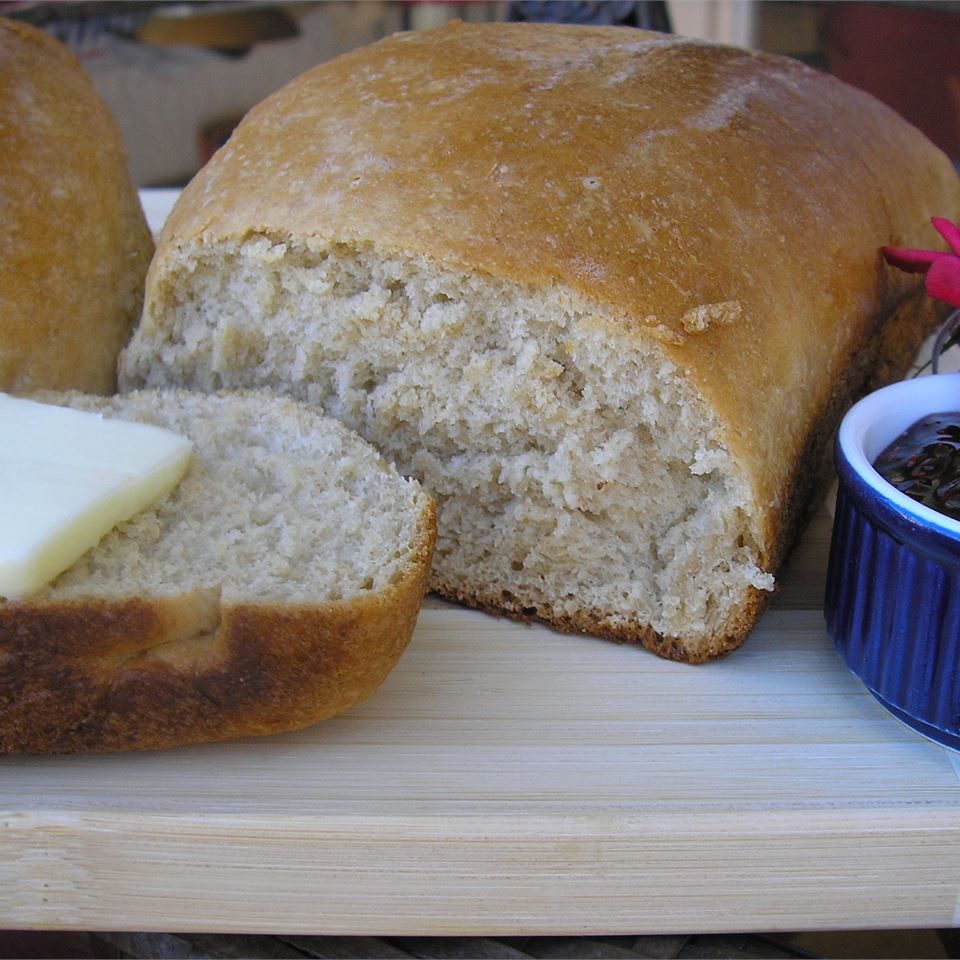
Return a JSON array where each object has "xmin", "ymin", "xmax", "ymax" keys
[
  {"xmin": 1, "ymin": 506, "xmax": 959, "ymax": 936},
  {"xmin": 1, "ymin": 190, "xmax": 958, "ymax": 936}
]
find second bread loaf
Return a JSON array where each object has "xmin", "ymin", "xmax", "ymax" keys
[{"xmin": 0, "ymin": 18, "xmax": 153, "ymax": 394}]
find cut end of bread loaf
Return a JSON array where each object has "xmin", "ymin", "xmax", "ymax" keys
[
  {"xmin": 0, "ymin": 390, "xmax": 436, "ymax": 752},
  {"xmin": 121, "ymin": 21, "xmax": 954, "ymax": 662},
  {"xmin": 123, "ymin": 242, "xmax": 773, "ymax": 662}
]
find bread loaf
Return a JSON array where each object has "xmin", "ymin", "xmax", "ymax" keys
[
  {"xmin": 0, "ymin": 17, "xmax": 152, "ymax": 394},
  {"xmin": 0, "ymin": 390, "xmax": 435, "ymax": 753},
  {"xmin": 120, "ymin": 21, "xmax": 960, "ymax": 662}
]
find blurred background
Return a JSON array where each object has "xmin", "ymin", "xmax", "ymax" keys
[{"xmin": 1, "ymin": 0, "xmax": 959, "ymax": 188}]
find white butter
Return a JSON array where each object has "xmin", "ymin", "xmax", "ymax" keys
[{"xmin": 0, "ymin": 394, "xmax": 192, "ymax": 600}]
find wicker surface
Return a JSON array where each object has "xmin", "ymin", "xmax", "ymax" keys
[
  {"xmin": 5, "ymin": 929, "xmax": 960, "ymax": 959},
  {"xmin": 90, "ymin": 932, "xmax": 819, "ymax": 959}
]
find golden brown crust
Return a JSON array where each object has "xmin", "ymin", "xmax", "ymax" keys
[
  {"xmin": 429, "ymin": 575, "xmax": 764, "ymax": 664},
  {"xmin": 0, "ymin": 17, "xmax": 153, "ymax": 395},
  {"xmin": 146, "ymin": 21, "xmax": 960, "ymax": 657},
  {"xmin": 0, "ymin": 469, "xmax": 436, "ymax": 754}
]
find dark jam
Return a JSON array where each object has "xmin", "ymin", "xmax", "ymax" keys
[{"xmin": 874, "ymin": 412, "xmax": 960, "ymax": 521}]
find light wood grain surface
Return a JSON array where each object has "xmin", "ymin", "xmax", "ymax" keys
[
  {"xmin": 0, "ymin": 192, "xmax": 957, "ymax": 937},
  {"xmin": 2, "ymin": 504, "xmax": 959, "ymax": 935}
]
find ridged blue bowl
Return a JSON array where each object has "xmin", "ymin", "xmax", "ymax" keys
[{"xmin": 826, "ymin": 373, "xmax": 960, "ymax": 750}]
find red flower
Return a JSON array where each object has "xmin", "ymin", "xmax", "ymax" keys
[{"xmin": 882, "ymin": 217, "xmax": 960, "ymax": 309}]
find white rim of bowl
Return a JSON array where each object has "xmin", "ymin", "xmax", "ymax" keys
[{"xmin": 837, "ymin": 373, "xmax": 960, "ymax": 539}]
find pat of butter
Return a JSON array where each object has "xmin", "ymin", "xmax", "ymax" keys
[{"xmin": 0, "ymin": 394, "xmax": 192, "ymax": 600}]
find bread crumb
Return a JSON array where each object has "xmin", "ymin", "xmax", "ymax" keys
[{"xmin": 681, "ymin": 300, "xmax": 743, "ymax": 334}]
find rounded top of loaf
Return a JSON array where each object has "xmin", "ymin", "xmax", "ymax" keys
[
  {"xmin": 0, "ymin": 17, "xmax": 153, "ymax": 395},
  {"xmin": 162, "ymin": 20, "xmax": 958, "ymax": 323},
  {"xmin": 151, "ymin": 20, "xmax": 960, "ymax": 523}
]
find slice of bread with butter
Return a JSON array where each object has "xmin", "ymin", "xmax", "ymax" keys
[{"xmin": 0, "ymin": 390, "xmax": 435, "ymax": 753}]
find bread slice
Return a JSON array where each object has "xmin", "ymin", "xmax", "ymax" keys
[
  {"xmin": 0, "ymin": 17, "xmax": 153, "ymax": 395},
  {"xmin": 119, "ymin": 22, "xmax": 960, "ymax": 662},
  {"xmin": 0, "ymin": 390, "xmax": 435, "ymax": 753}
]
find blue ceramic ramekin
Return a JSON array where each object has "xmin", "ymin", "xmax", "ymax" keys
[{"xmin": 826, "ymin": 372, "xmax": 960, "ymax": 750}]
